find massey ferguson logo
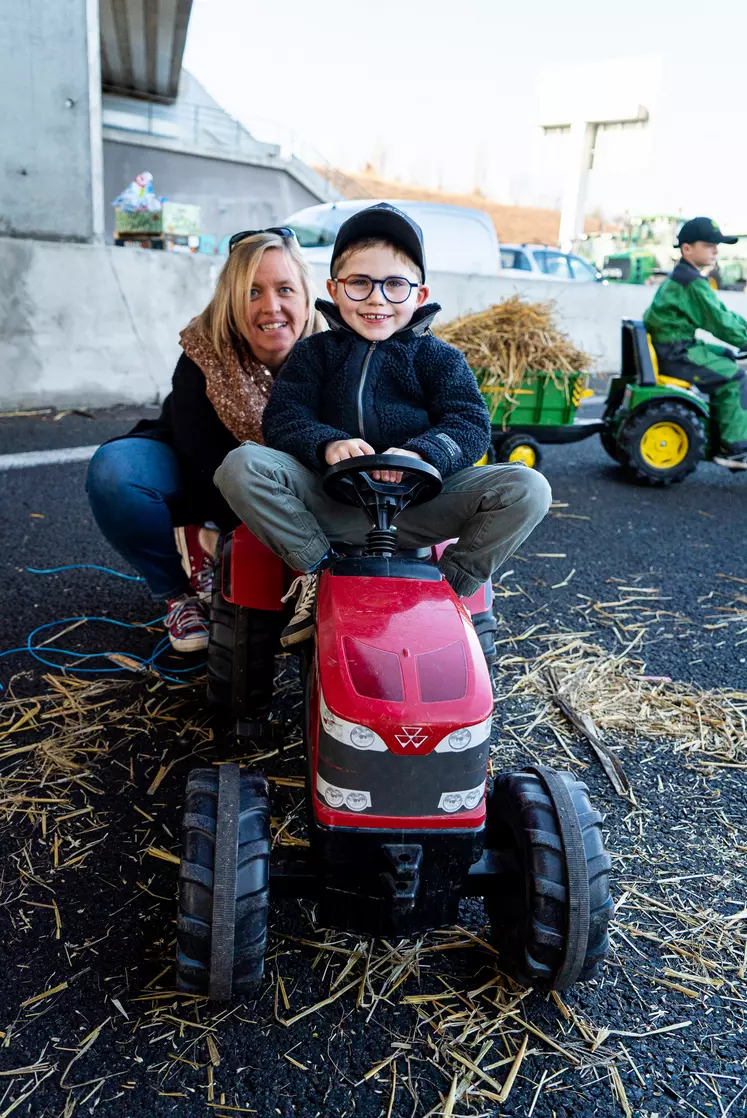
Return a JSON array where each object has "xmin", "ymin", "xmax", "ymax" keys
[{"xmin": 394, "ymin": 726, "xmax": 429, "ymax": 749}]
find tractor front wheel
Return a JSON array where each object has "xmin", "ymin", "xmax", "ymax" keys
[
  {"xmin": 493, "ymin": 433, "xmax": 544, "ymax": 471},
  {"xmin": 618, "ymin": 401, "xmax": 705, "ymax": 485},
  {"xmin": 177, "ymin": 765, "xmax": 271, "ymax": 999},
  {"xmin": 485, "ymin": 767, "xmax": 612, "ymax": 990}
]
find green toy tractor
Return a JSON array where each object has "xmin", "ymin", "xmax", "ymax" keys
[
  {"xmin": 602, "ymin": 250, "xmax": 659, "ymax": 285},
  {"xmin": 484, "ymin": 319, "xmax": 737, "ymax": 485}
]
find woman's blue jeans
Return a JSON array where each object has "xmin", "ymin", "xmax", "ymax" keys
[{"xmin": 86, "ymin": 439, "xmax": 194, "ymax": 599}]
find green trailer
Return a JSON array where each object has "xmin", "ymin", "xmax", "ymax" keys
[
  {"xmin": 480, "ymin": 371, "xmax": 601, "ymax": 471},
  {"xmin": 478, "ymin": 319, "xmax": 736, "ymax": 485}
]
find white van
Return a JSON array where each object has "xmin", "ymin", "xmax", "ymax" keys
[{"xmin": 284, "ymin": 199, "xmax": 501, "ymax": 276}]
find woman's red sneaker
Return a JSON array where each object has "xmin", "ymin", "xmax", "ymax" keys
[
  {"xmin": 164, "ymin": 593, "xmax": 209, "ymax": 652},
  {"xmin": 174, "ymin": 525, "xmax": 215, "ymax": 602}
]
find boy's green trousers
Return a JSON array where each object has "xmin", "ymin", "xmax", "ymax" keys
[{"xmin": 655, "ymin": 340, "xmax": 747, "ymax": 450}]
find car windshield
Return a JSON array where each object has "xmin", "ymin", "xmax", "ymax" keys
[
  {"xmin": 534, "ymin": 251, "xmax": 570, "ymax": 278},
  {"xmin": 569, "ymin": 255, "xmax": 598, "ymax": 281},
  {"xmin": 500, "ymin": 248, "xmax": 531, "ymax": 271},
  {"xmin": 287, "ymin": 209, "xmax": 350, "ymax": 248}
]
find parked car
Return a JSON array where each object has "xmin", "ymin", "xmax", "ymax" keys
[
  {"xmin": 284, "ymin": 199, "xmax": 501, "ymax": 276},
  {"xmin": 499, "ymin": 244, "xmax": 601, "ymax": 282}
]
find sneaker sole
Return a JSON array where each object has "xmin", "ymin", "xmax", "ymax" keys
[
  {"xmin": 173, "ymin": 525, "xmax": 193, "ymax": 580},
  {"xmin": 280, "ymin": 623, "xmax": 315, "ymax": 648},
  {"xmin": 168, "ymin": 632, "xmax": 209, "ymax": 653}
]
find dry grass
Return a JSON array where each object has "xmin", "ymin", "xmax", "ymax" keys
[
  {"xmin": 437, "ymin": 297, "xmax": 593, "ymax": 425},
  {"xmin": 1, "ymin": 609, "xmax": 746, "ymax": 1115},
  {"xmin": 500, "ymin": 632, "xmax": 747, "ymax": 769}
]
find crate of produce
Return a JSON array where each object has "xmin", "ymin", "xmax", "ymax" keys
[{"xmin": 114, "ymin": 202, "xmax": 201, "ymax": 236}]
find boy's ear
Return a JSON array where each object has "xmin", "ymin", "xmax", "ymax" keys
[
  {"xmin": 326, "ymin": 277, "xmax": 340, "ymax": 304},
  {"xmin": 415, "ymin": 284, "xmax": 430, "ymax": 306}
]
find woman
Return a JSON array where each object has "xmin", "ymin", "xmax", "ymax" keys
[{"xmin": 86, "ymin": 229, "xmax": 323, "ymax": 652}]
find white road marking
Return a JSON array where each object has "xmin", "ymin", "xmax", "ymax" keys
[{"xmin": 0, "ymin": 445, "xmax": 99, "ymax": 471}]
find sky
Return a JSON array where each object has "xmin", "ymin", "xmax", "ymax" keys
[{"xmin": 183, "ymin": 0, "xmax": 747, "ymax": 226}]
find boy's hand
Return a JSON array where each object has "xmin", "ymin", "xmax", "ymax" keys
[
  {"xmin": 372, "ymin": 447, "xmax": 423, "ymax": 484},
  {"xmin": 324, "ymin": 438, "xmax": 375, "ymax": 465}
]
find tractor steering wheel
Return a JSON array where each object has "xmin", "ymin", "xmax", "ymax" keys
[{"xmin": 323, "ymin": 454, "xmax": 442, "ymax": 508}]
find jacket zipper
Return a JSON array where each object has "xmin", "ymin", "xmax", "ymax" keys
[{"xmin": 357, "ymin": 341, "xmax": 376, "ymax": 439}]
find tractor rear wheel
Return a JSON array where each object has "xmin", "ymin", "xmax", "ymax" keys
[
  {"xmin": 206, "ymin": 536, "xmax": 235, "ymax": 707},
  {"xmin": 485, "ymin": 767, "xmax": 612, "ymax": 990},
  {"xmin": 600, "ymin": 425, "xmax": 629, "ymax": 465},
  {"xmin": 206, "ymin": 536, "xmax": 284, "ymax": 718},
  {"xmin": 618, "ymin": 401, "xmax": 705, "ymax": 485},
  {"xmin": 493, "ymin": 433, "xmax": 544, "ymax": 471},
  {"xmin": 177, "ymin": 765, "xmax": 271, "ymax": 999}
]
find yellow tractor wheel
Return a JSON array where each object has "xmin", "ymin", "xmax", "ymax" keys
[
  {"xmin": 639, "ymin": 422, "xmax": 689, "ymax": 470},
  {"xmin": 619, "ymin": 402, "xmax": 705, "ymax": 485},
  {"xmin": 508, "ymin": 444, "xmax": 537, "ymax": 468},
  {"xmin": 494, "ymin": 434, "xmax": 544, "ymax": 472}
]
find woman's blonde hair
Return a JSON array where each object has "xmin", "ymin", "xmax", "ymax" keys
[{"xmin": 196, "ymin": 232, "xmax": 324, "ymax": 362}]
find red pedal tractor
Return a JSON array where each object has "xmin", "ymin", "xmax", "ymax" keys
[{"xmin": 176, "ymin": 456, "xmax": 612, "ymax": 1001}]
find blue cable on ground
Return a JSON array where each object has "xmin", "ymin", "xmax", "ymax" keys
[
  {"xmin": 1, "ymin": 614, "xmax": 206, "ymax": 687},
  {"xmin": 27, "ymin": 564, "xmax": 145, "ymax": 581},
  {"xmin": 1, "ymin": 564, "xmax": 206, "ymax": 688}
]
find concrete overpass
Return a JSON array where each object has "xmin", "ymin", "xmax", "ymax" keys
[
  {"xmin": 99, "ymin": 0, "xmax": 192, "ymax": 102},
  {"xmin": 0, "ymin": 0, "xmax": 334, "ymax": 245}
]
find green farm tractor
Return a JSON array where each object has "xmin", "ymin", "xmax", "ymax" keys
[
  {"xmin": 602, "ymin": 249, "xmax": 659, "ymax": 285},
  {"xmin": 482, "ymin": 319, "xmax": 726, "ymax": 485}
]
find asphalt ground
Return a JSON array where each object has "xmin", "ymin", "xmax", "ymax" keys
[{"xmin": 0, "ymin": 406, "xmax": 746, "ymax": 1118}]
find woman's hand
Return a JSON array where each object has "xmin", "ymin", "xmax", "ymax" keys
[
  {"xmin": 372, "ymin": 447, "xmax": 423, "ymax": 484},
  {"xmin": 324, "ymin": 438, "xmax": 376, "ymax": 465}
]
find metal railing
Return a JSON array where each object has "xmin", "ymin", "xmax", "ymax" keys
[{"xmin": 102, "ymin": 97, "xmax": 367, "ymax": 199}]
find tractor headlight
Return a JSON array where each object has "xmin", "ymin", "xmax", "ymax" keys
[
  {"xmin": 320, "ymin": 692, "xmax": 387, "ymax": 751},
  {"xmin": 350, "ymin": 725, "xmax": 375, "ymax": 750},
  {"xmin": 434, "ymin": 716, "xmax": 492, "ymax": 753},
  {"xmin": 448, "ymin": 728, "xmax": 472, "ymax": 751},
  {"xmin": 463, "ymin": 787, "xmax": 483, "ymax": 810},
  {"xmin": 317, "ymin": 775, "xmax": 371, "ymax": 812},
  {"xmin": 439, "ymin": 781, "xmax": 485, "ymax": 814}
]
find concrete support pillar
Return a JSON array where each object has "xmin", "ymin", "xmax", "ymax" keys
[
  {"xmin": 0, "ymin": 0, "xmax": 104, "ymax": 242},
  {"xmin": 558, "ymin": 122, "xmax": 597, "ymax": 254}
]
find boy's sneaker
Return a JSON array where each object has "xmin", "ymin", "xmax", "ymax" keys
[
  {"xmin": 174, "ymin": 525, "xmax": 215, "ymax": 602},
  {"xmin": 164, "ymin": 593, "xmax": 209, "ymax": 653},
  {"xmin": 280, "ymin": 572, "xmax": 319, "ymax": 647}
]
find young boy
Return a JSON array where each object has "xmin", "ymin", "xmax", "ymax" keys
[
  {"xmin": 644, "ymin": 216, "xmax": 747, "ymax": 459},
  {"xmin": 215, "ymin": 203, "xmax": 551, "ymax": 645}
]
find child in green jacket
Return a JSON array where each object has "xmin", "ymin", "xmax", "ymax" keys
[{"xmin": 644, "ymin": 216, "xmax": 747, "ymax": 458}]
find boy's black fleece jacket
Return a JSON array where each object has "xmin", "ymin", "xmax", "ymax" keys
[{"xmin": 261, "ymin": 300, "xmax": 491, "ymax": 477}]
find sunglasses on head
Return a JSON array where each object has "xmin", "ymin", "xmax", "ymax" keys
[{"xmin": 228, "ymin": 226, "xmax": 296, "ymax": 253}]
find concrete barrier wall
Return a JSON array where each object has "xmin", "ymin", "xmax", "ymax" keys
[{"xmin": 3, "ymin": 237, "xmax": 747, "ymax": 410}]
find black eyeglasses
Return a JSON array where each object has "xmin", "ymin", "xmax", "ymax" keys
[
  {"xmin": 336, "ymin": 274, "xmax": 419, "ymax": 304},
  {"xmin": 229, "ymin": 227, "xmax": 297, "ymax": 253}
]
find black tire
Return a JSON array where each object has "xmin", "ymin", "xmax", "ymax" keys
[
  {"xmin": 493, "ymin": 433, "xmax": 544, "ymax": 471},
  {"xmin": 206, "ymin": 536, "xmax": 284, "ymax": 718},
  {"xmin": 176, "ymin": 767, "xmax": 271, "ymax": 997},
  {"xmin": 207, "ymin": 535, "xmax": 234, "ymax": 706},
  {"xmin": 618, "ymin": 401, "xmax": 705, "ymax": 485},
  {"xmin": 600, "ymin": 425, "xmax": 628, "ymax": 465},
  {"xmin": 471, "ymin": 607, "xmax": 497, "ymax": 666},
  {"xmin": 485, "ymin": 768, "xmax": 612, "ymax": 989}
]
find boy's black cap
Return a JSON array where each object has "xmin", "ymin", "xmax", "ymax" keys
[
  {"xmin": 677, "ymin": 216, "xmax": 738, "ymax": 246},
  {"xmin": 330, "ymin": 203, "xmax": 426, "ymax": 279}
]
